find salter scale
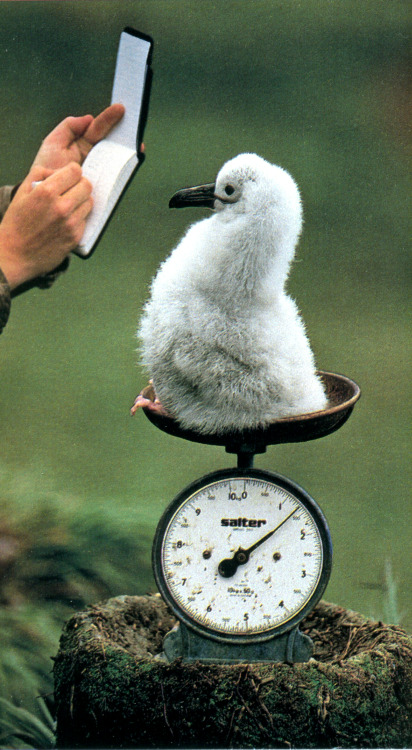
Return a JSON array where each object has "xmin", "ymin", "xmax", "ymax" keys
[{"xmin": 141, "ymin": 371, "xmax": 360, "ymax": 664}]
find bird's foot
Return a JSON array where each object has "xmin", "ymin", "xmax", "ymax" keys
[
  {"xmin": 130, "ymin": 394, "xmax": 166, "ymax": 415},
  {"xmin": 130, "ymin": 384, "xmax": 169, "ymax": 417}
]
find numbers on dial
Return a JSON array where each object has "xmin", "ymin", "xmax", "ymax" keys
[{"xmin": 160, "ymin": 476, "xmax": 326, "ymax": 636}]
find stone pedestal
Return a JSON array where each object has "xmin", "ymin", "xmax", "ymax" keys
[{"xmin": 53, "ymin": 595, "xmax": 411, "ymax": 748}]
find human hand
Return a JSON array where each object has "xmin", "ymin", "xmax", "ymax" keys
[
  {"xmin": 0, "ymin": 162, "xmax": 93, "ymax": 289},
  {"xmin": 32, "ymin": 103, "xmax": 125, "ymax": 171}
]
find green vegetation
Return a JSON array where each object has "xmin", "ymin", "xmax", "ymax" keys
[
  {"xmin": 0, "ymin": 698, "xmax": 55, "ymax": 750},
  {"xmin": 0, "ymin": 0, "xmax": 409, "ymax": 741}
]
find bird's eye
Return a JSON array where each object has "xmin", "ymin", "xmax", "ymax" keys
[{"xmin": 224, "ymin": 185, "xmax": 235, "ymax": 196}]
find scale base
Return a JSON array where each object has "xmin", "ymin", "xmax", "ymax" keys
[{"xmin": 162, "ymin": 622, "xmax": 313, "ymax": 664}]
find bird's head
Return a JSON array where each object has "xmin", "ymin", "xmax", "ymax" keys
[{"xmin": 169, "ymin": 153, "xmax": 302, "ymax": 246}]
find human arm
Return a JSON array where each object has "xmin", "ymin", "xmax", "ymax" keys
[
  {"xmin": 0, "ymin": 104, "xmax": 124, "ymax": 293},
  {"xmin": 0, "ymin": 162, "xmax": 92, "ymax": 290},
  {"xmin": 0, "ymin": 104, "xmax": 125, "ymax": 328}
]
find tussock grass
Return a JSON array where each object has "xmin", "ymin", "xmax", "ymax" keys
[{"xmin": 0, "ymin": 698, "xmax": 55, "ymax": 750}]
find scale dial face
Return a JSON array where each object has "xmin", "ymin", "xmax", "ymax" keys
[{"xmin": 153, "ymin": 468, "xmax": 332, "ymax": 643}]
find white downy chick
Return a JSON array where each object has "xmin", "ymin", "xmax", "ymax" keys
[{"xmin": 137, "ymin": 153, "xmax": 327, "ymax": 435}]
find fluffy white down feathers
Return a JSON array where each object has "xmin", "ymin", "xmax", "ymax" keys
[{"xmin": 138, "ymin": 153, "xmax": 327, "ymax": 435}]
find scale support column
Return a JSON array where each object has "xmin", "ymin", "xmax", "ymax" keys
[{"xmin": 162, "ymin": 623, "xmax": 313, "ymax": 664}]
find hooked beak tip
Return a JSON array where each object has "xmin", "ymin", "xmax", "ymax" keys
[{"xmin": 169, "ymin": 183, "xmax": 216, "ymax": 209}]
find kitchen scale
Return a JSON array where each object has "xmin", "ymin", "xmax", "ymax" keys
[{"xmin": 140, "ymin": 371, "xmax": 360, "ymax": 664}]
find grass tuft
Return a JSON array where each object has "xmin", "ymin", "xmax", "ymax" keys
[{"xmin": 0, "ymin": 697, "xmax": 55, "ymax": 749}]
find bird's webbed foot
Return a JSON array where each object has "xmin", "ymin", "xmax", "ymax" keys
[{"xmin": 130, "ymin": 381, "xmax": 169, "ymax": 417}]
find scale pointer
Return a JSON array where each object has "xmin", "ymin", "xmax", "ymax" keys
[{"xmin": 218, "ymin": 509, "xmax": 297, "ymax": 578}]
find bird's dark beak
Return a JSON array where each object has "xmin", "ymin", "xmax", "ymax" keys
[{"xmin": 169, "ymin": 183, "xmax": 216, "ymax": 209}]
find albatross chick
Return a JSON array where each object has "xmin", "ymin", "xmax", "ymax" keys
[{"xmin": 133, "ymin": 153, "xmax": 327, "ymax": 435}]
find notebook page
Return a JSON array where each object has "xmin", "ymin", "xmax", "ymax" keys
[
  {"xmin": 106, "ymin": 31, "xmax": 151, "ymax": 151},
  {"xmin": 80, "ymin": 140, "xmax": 137, "ymax": 252}
]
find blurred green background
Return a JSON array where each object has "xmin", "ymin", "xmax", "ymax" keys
[{"xmin": 0, "ymin": 0, "xmax": 410, "ymax": 730}]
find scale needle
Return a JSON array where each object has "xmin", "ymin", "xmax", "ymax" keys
[{"xmin": 218, "ymin": 509, "xmax": 297, "ymax": 578}]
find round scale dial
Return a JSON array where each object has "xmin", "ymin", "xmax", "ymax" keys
[{"xmin": 153, "ymin": 468, "xmax": 332, "ymax": 643}]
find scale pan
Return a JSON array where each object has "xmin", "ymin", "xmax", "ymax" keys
[{"xmin": 139, "ymin": 371, "xmax": 360, "ymax": 452}]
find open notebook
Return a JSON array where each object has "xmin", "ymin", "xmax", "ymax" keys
[{"xmin": 75, "ymin": 28, "xmax": 153, "ymax": 257}]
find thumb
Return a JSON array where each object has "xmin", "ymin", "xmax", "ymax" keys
[
  {"xmin": 44, "ymin": 114, "xmax": 94, "ymax": 148},
  {"xmin": 63, "ymin": 114, "xmax": 94, "ymax": 140}
]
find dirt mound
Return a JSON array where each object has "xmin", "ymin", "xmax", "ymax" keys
[{"xmin": 54, "ymin": 595, "xmax": 411, "ymax": 748}]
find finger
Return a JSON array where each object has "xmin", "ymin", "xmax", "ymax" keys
[
  {"xmin": 70, "ymin": 195, "xmax": 94, "ymax": 224},
  {"xmin": 83, "ymin": 103, "xmax": 125, "ymax": 145},
  {"xmin": 61, "ymin": 198, "xmax": 94, "ymax": 247},
  {"xmin": 41, "ymin": 162, "xmax": 83, "ymax": 195},
  {"xmin": 53, "ymin": 114, "xmax": 94, "ymax": 144},
  {"xmin": 61, "ymin": 177, "xmax": 93, "ymax": 213}
]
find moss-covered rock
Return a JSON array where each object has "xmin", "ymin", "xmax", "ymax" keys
[{"xmin": 54, "ymin": 595, "xmax": 411, "ymax": 748}]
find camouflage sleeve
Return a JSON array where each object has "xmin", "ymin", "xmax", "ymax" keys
[
  {"xmin": 0, "ymin": 266, "xmax": 11, "ymax": 335},
  {"xmin": 0, "ymin": 185, "xmax": 14, "ymax": 222},
  {"xmin": 0, "ymin": 187, "xmax": 13, "ymax": 332}
]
